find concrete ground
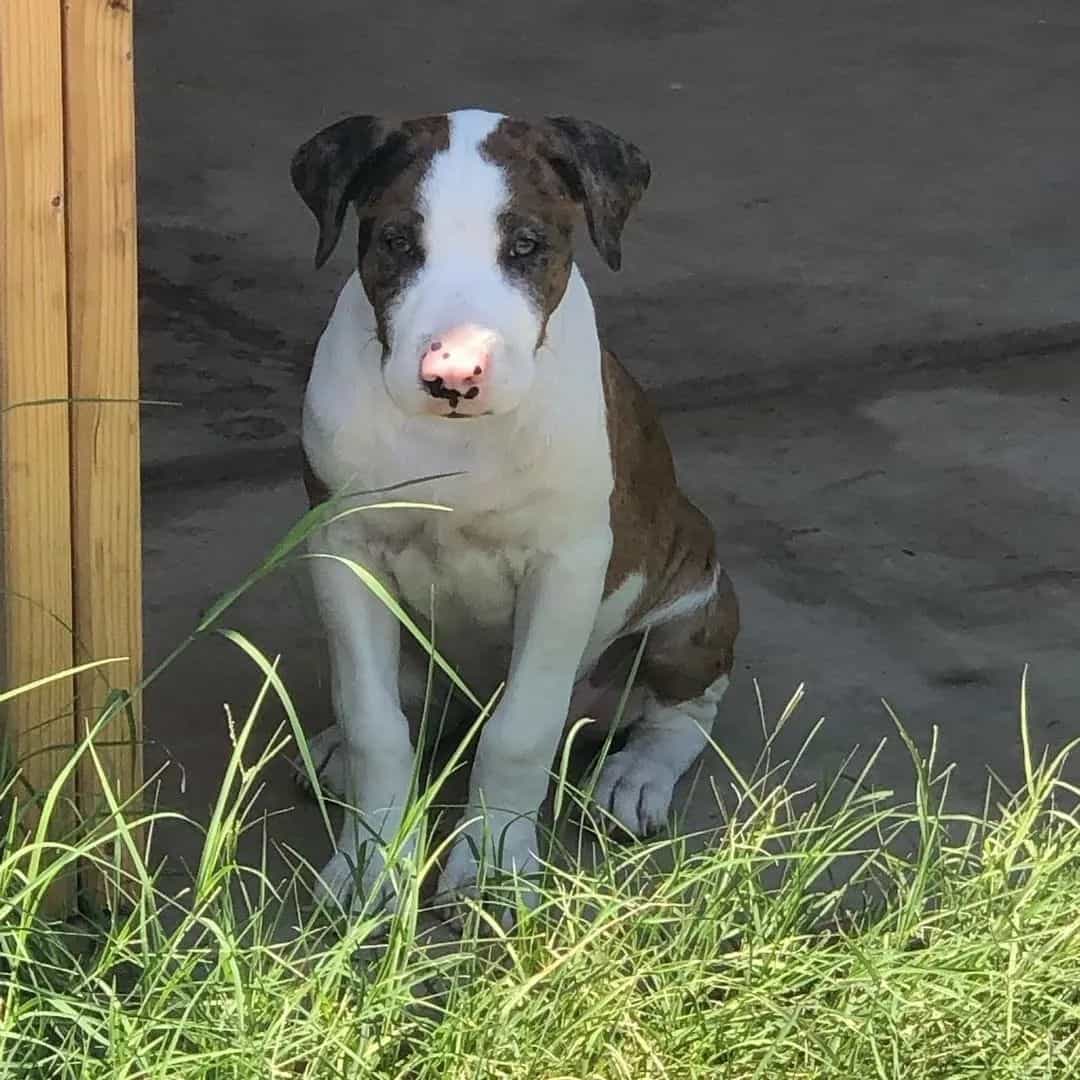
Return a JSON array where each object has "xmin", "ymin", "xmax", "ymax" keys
[{"xmin": 134, "ymin": 1, "xmax": 1080, "ymax": 895}]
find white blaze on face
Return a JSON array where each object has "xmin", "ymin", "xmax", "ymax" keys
[
  {"xmin": 380, "ymin": 110, "xmax": 547, "ymax": 418},
  {"xmin": 422, "ymin": 110, "xmax": 505, "ymax": 277}
]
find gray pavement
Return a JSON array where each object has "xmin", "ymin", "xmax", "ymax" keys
[{"xmin": 134, "ymin": 1, "xmax": 1080, "ymax": 891}]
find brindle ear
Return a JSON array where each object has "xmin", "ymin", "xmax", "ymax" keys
[
  {"xmin": 541, "ymin": 116, "xmax": 651, "ymax": 271},
  {"xmin": 290, "ymin": 115, "xmax": 391, "ymax": 269}
]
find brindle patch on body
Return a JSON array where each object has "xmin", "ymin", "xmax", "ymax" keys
[
  {"xmin": 641, "ymin": 573, "xmax": 739, "ymax": 702},
  {"xmin": 599, "ymin": 348, "xmax": 740, "ymax": 702},
  {"xmin": 583, "ymin": 564, "xmax": 739, "ymax": 712}
]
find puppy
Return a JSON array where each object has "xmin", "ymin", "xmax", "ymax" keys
[{"xmin": 290, "ymin": 109, "xmax": 739, "ymax": 912}]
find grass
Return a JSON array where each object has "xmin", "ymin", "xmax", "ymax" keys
[{"xmin": 2, "ymin": 492, "xmax": 1079, "ymax": 1077}]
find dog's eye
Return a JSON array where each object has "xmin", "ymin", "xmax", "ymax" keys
[
  {"xmin": 384, "ymin": 231, "xmax": 414, "ymax": 255},
  {"xmin": 509, "ymin": 233, "xmax": 540, "ymax": 258}
]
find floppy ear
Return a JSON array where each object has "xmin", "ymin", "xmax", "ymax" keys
[
  {"xmin": 290, "ymin": 116, "xmax": 391, "ymax": 268},
  {"xmin": 541, "ymin": 116, "xmax": 651, "ymax": 271}
]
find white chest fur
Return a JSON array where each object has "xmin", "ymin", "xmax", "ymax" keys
[
  {"xmin": 382, "ymin": 517, "xmax": 524, "ymax": 632},
  {"xmin": 322, "ymin": 500, "xmax": 531, "ymax": 689}
]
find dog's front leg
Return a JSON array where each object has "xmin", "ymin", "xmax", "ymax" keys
[
  {"xmin": 437, "ymin": 537, "xmax": 610, "ymax": 911},
  {"xmin": 309, "ymin": 551, "xmax": 415, "ymax": 914}
]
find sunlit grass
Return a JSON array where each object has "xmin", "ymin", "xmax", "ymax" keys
[{"xmin": 3, "ymin": 659, "xmax": 1077, "ymax": 1077}]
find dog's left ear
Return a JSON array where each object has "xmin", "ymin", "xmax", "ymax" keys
[{"xmin": 541, "ymin": 116, "xmax": 651, "ymax": 271}]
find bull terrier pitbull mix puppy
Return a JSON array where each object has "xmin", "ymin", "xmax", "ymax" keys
[{"xmin": 290, "ymin": 108, "xmax": 739, "ymax": 913}]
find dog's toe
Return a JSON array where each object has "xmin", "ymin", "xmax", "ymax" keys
[
  {"xmin": 435, "ymin": 824, "xmax": 541, "ymax": 932},
  {"xmin": 593, "ymin": 751, "xmax": 677, "ymax": 838},
  {"xmin": 314, "ymin": 848, "xmax": 359, "ymax": 911},
  {"xmin": 314, "ymin": 847, "xmax": 405, "ymax": 920}
]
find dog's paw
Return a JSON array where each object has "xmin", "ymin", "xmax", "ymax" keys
[
  {"xmin": 313, "ymin": 843, "xmax": 413, "ymax": 919},
  {"xmin": 592, "ymin": 751, "xmax": 677, "ymax": 838},
  {"xmin": 291, "ymin": 725, "xmax": 347, "ymax": 801},
  {"xmin": 435, "ymin": 818, "xmax": 542, "ymax": 930}
]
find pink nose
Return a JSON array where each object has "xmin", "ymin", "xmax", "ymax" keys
[{"xmin": 419, "ymin": 325, "xmax": 495, "ymax": 411}]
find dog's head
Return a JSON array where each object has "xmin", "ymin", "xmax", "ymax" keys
[{"xmin": 291, "ymin": 109, "xmax": 650, "ymax": 419}]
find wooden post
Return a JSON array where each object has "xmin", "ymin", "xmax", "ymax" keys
[
  {"xmin": 0, "ymin": 0, "xmax": 78, "ymax": 913},
  {"xmin": 0, "ymin": 0, "xmax": 142, "ymax": 915},
  {"xmin": 62, "ymin": 0, "xmax": 143, "ymax": 908}
]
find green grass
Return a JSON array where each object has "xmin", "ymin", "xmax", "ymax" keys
[{"xmin": 2, "ymin": 492, "xmax": 1079, "ymax": 1078}]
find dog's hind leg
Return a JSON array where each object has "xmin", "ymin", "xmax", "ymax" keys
[{"xmin": 592, "ymin": 570, "xmax": 739, "ymax": 837}]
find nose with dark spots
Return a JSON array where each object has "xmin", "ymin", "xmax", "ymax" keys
[{"xmin": 419, "ymin": 325, "xmax": 496, "ymax": 413}]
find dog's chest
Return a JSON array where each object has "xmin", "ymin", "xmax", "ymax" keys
[
  {"xmin": 352, "ymin": 504, "xmax": 541, "ymax": 655},
  {"xmin": 382, "ymin": 517, "xmax": 526, "ymax": 636}
]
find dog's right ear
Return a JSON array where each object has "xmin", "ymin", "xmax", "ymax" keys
[{"xmin": 290, "ymin": 116, "xmax": 392, "ymax": 269}]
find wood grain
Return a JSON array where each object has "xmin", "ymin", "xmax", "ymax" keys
[
  {"xmin": 0, "ymin": 0, "xmax": 78, "ymax": 913},
  {"xmin": 62, "ymin": 0, "xmax": 144, "ymax": 908}
]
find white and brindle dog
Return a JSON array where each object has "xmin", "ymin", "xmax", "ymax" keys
[{"xmin": 290, "ymin": 108, "xmax": 740, "ymax": 912}]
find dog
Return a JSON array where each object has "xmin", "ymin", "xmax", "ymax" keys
[{"xmin": 290, "ymin": 108, "xmax": 739, "ymax": 913}]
